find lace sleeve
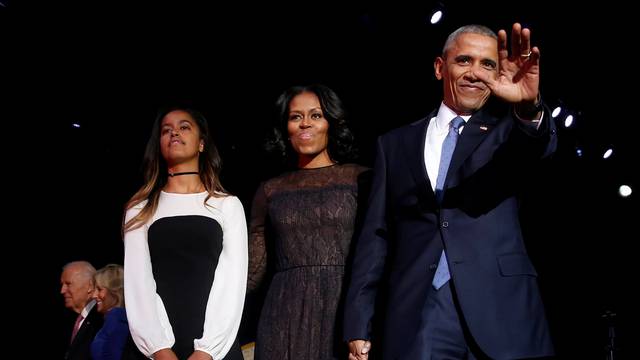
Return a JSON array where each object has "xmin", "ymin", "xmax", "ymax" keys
[{"xmin": 248, "ymin": 182, "xmax": 268, "ymax": 291}]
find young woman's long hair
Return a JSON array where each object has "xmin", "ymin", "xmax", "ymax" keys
[{"xmin": 123, "ymin": 107, "xmax": 226, "ymax": 232}]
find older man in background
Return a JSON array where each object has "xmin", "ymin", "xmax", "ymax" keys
[{"xmin": 60, "ymin": 261, "xmax": 103, "ymax": 360}]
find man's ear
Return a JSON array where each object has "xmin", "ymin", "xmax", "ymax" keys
[{"xmin": 434, "ymin": 57, "xmax": 444, "ymax": 80}]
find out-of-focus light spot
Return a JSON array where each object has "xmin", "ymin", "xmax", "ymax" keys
[
  {"xmin": 575, "ymin": 147, "xmax": 583, "ymax": 157},
  {"xmin": 552, "ymin": 106, "xmax": 561, "ymax": 118},
  {"xmin": 618, "ymin": 185, "xmax": 632, "ymax": 197},
  {"xmin": 430, "ymin": 10, "xmax": 443, "ymax": 24},
  {"xmin": 603, "ymin": 148, "xmax": 613, "ymax": 159},
  {"xmin": 564, "ymin": 115, "xmax": 574, "ymax": 128},
  {"xmin": 72, "ymin": 123, "xmax": 81, "ymax": 128}
]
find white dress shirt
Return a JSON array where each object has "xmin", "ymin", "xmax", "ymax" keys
[{"xmin": 424, "ymin": 103, "xmax": 471, "ymax": 190}]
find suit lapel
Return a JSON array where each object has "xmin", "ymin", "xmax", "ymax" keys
[
  {"xmin": 70, "ymin": 305, "xmax": 97, "ymax": 347},
  {"xmin": 446, "ymin": 108, "xmax": 498, "ymax": 186},
  {"xmin": 403, "ymin": 113, "xmax": 436, "ymax": 202}
]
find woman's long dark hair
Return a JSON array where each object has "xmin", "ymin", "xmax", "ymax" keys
[
  {"xmin": 123, "ymin": 107, "xmax": 226, "ymax": 232},
  {"xmin": 265, "ymin": 84, "xmax": 357, "ymax": 167}
]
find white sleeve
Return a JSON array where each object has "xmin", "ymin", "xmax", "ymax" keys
[
  {"xmin": 194, "ymin": 196, "xmax": 248, "ymax": 359},
  {"xmin": 123, "ymin": 206, "xmax": 175, "ymax": 358}
]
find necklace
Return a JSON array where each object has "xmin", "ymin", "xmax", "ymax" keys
[{"xmin": 168, "ymin": 171, "xmax": 199, "ymax": 177}]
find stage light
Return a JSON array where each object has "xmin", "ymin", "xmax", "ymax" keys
[
  {"xmin": 428, "ymin": 2, "xmax": 445, "ymax": 25},
  {"xmin": 564, "ymin": 114, "xmax": 574, "ymax": 128},
  {"xmin": 575, "ymin": 147, "xmax": 583, "ymax": 157},
  {"xmin": 618, "ymin": 185, "xmax": 632, "ymax": 198},
  {"xmin": 72, "ymin": 123, "xmax": 81, "ymax": 128},
  {"xmin": 430, "ymin": 10, "xmax": 443, "ymax": 24},
  {"xmin": 603, "ymin": 148, "xmax": 613, "ymax": 159},
  {"xmin": 552, "ymin": 106, "xmax": 562, "ymax": 118}
]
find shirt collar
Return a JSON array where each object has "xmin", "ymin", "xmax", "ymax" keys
[
  {"xmin": 434, "ymin": 102, "xmax": 471, "ymax": 133},
  {"xmin": 81, "ymin": 299, "xmax": 96, "ymax": 318}
]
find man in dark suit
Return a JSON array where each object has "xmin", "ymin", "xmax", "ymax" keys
[
  {"xmin": 344, "ymin": 23, "xmax": 555, "ymax": 359},
  {"xmin": 60, "ymin": 261, "xmax": 103, "ymax": 360}
]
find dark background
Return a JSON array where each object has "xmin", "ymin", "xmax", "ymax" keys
[{"xmin": 2, "ymin": 1, "xmax": 636, "ymax": 358}]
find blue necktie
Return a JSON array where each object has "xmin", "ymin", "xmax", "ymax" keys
[{"xmin": 432, "ymin": 116, "xmax": 464, "ymax": 290}]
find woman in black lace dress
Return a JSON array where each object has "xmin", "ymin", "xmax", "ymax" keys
[{"xmin": 248, "ymin": 84, "xmax": 370, "ymax": 360}]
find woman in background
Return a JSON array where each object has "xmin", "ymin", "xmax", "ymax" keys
[{"xmin": 90, "ymin": 264, "xmax": 130, "ymax": 360}]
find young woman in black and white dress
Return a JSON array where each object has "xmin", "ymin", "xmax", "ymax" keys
[{"xmin": 123, "ymin": 107, "xmax": 247, "ymax": 360}]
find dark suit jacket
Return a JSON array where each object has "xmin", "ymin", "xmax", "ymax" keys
[
  {"xmin": 344, "ymin": 103, "xmax": 556, "ymax": 360},
  {"xmin": 65, "ymin": 305, "xmax": 103, "ymax": 360}
]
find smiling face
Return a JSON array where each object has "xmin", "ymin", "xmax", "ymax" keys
[
  {"xmin": 92, "ymin": 285, "xmax": 118, "ymax": 315},
  {"xmin": 159, "ymin": 110, "xmax": 204, "ymax": 168},
  {"xmin": 286, "ymin": 92, "xmax": 332, "ymax": 167},
  {"xmin": 434, "ymin": 32, "xmax": 499, "ymax": 115},
  {"xmin": 91, "ymin": 265, "xmax": 124, "ymax": 315}
]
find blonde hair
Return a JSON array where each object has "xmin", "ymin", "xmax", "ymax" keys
[{"xmin": 94, "ymin": 264, "xmax": 125, "ymax": 308}]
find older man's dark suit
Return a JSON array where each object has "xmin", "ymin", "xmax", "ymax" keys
[
  {"xmin": 65, "ymin": 305, "xmax": 103, "ymax": 360},
  {"xmin": 344, "ymin": 103, "xmax": 556, "ymax": 360}
]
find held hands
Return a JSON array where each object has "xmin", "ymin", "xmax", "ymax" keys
[
  {"xmin": 348, "ymin": 339, "xmax": 371, "ymax": 360},
  {"xmin": 153, "ymin": 348, "xmax": 212, "ymax": 360},
  {"xmin": 475, "ymin": 23, "xmax": 540, "ymax": 106},
  {"xmin": 187, "ymin": 350, "xmax": 214, "ymax": 360},
  {"xmin": 153, "ymin": 348, "xmax": 179, "ymax": 360}
]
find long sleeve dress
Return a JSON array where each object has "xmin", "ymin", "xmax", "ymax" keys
[
  {"xmin": 248, "ymin": 163, "xmax": 369, "ymax": 360},
  {"xmin": 124, "ymin": 191, "xmax": 247, "ymax": 360},
  {"xmin": 90, "ymin": 307, "xmax": 130, "ymax": 360}
]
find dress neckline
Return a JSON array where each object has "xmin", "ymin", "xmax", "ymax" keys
[
  {"xmin": 160, "ymin": 190, "xmax": 209, "ymax": 196},
  {"xmin": 296, "ymin": 163, "xmax": 339, "ymax": 171}
]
